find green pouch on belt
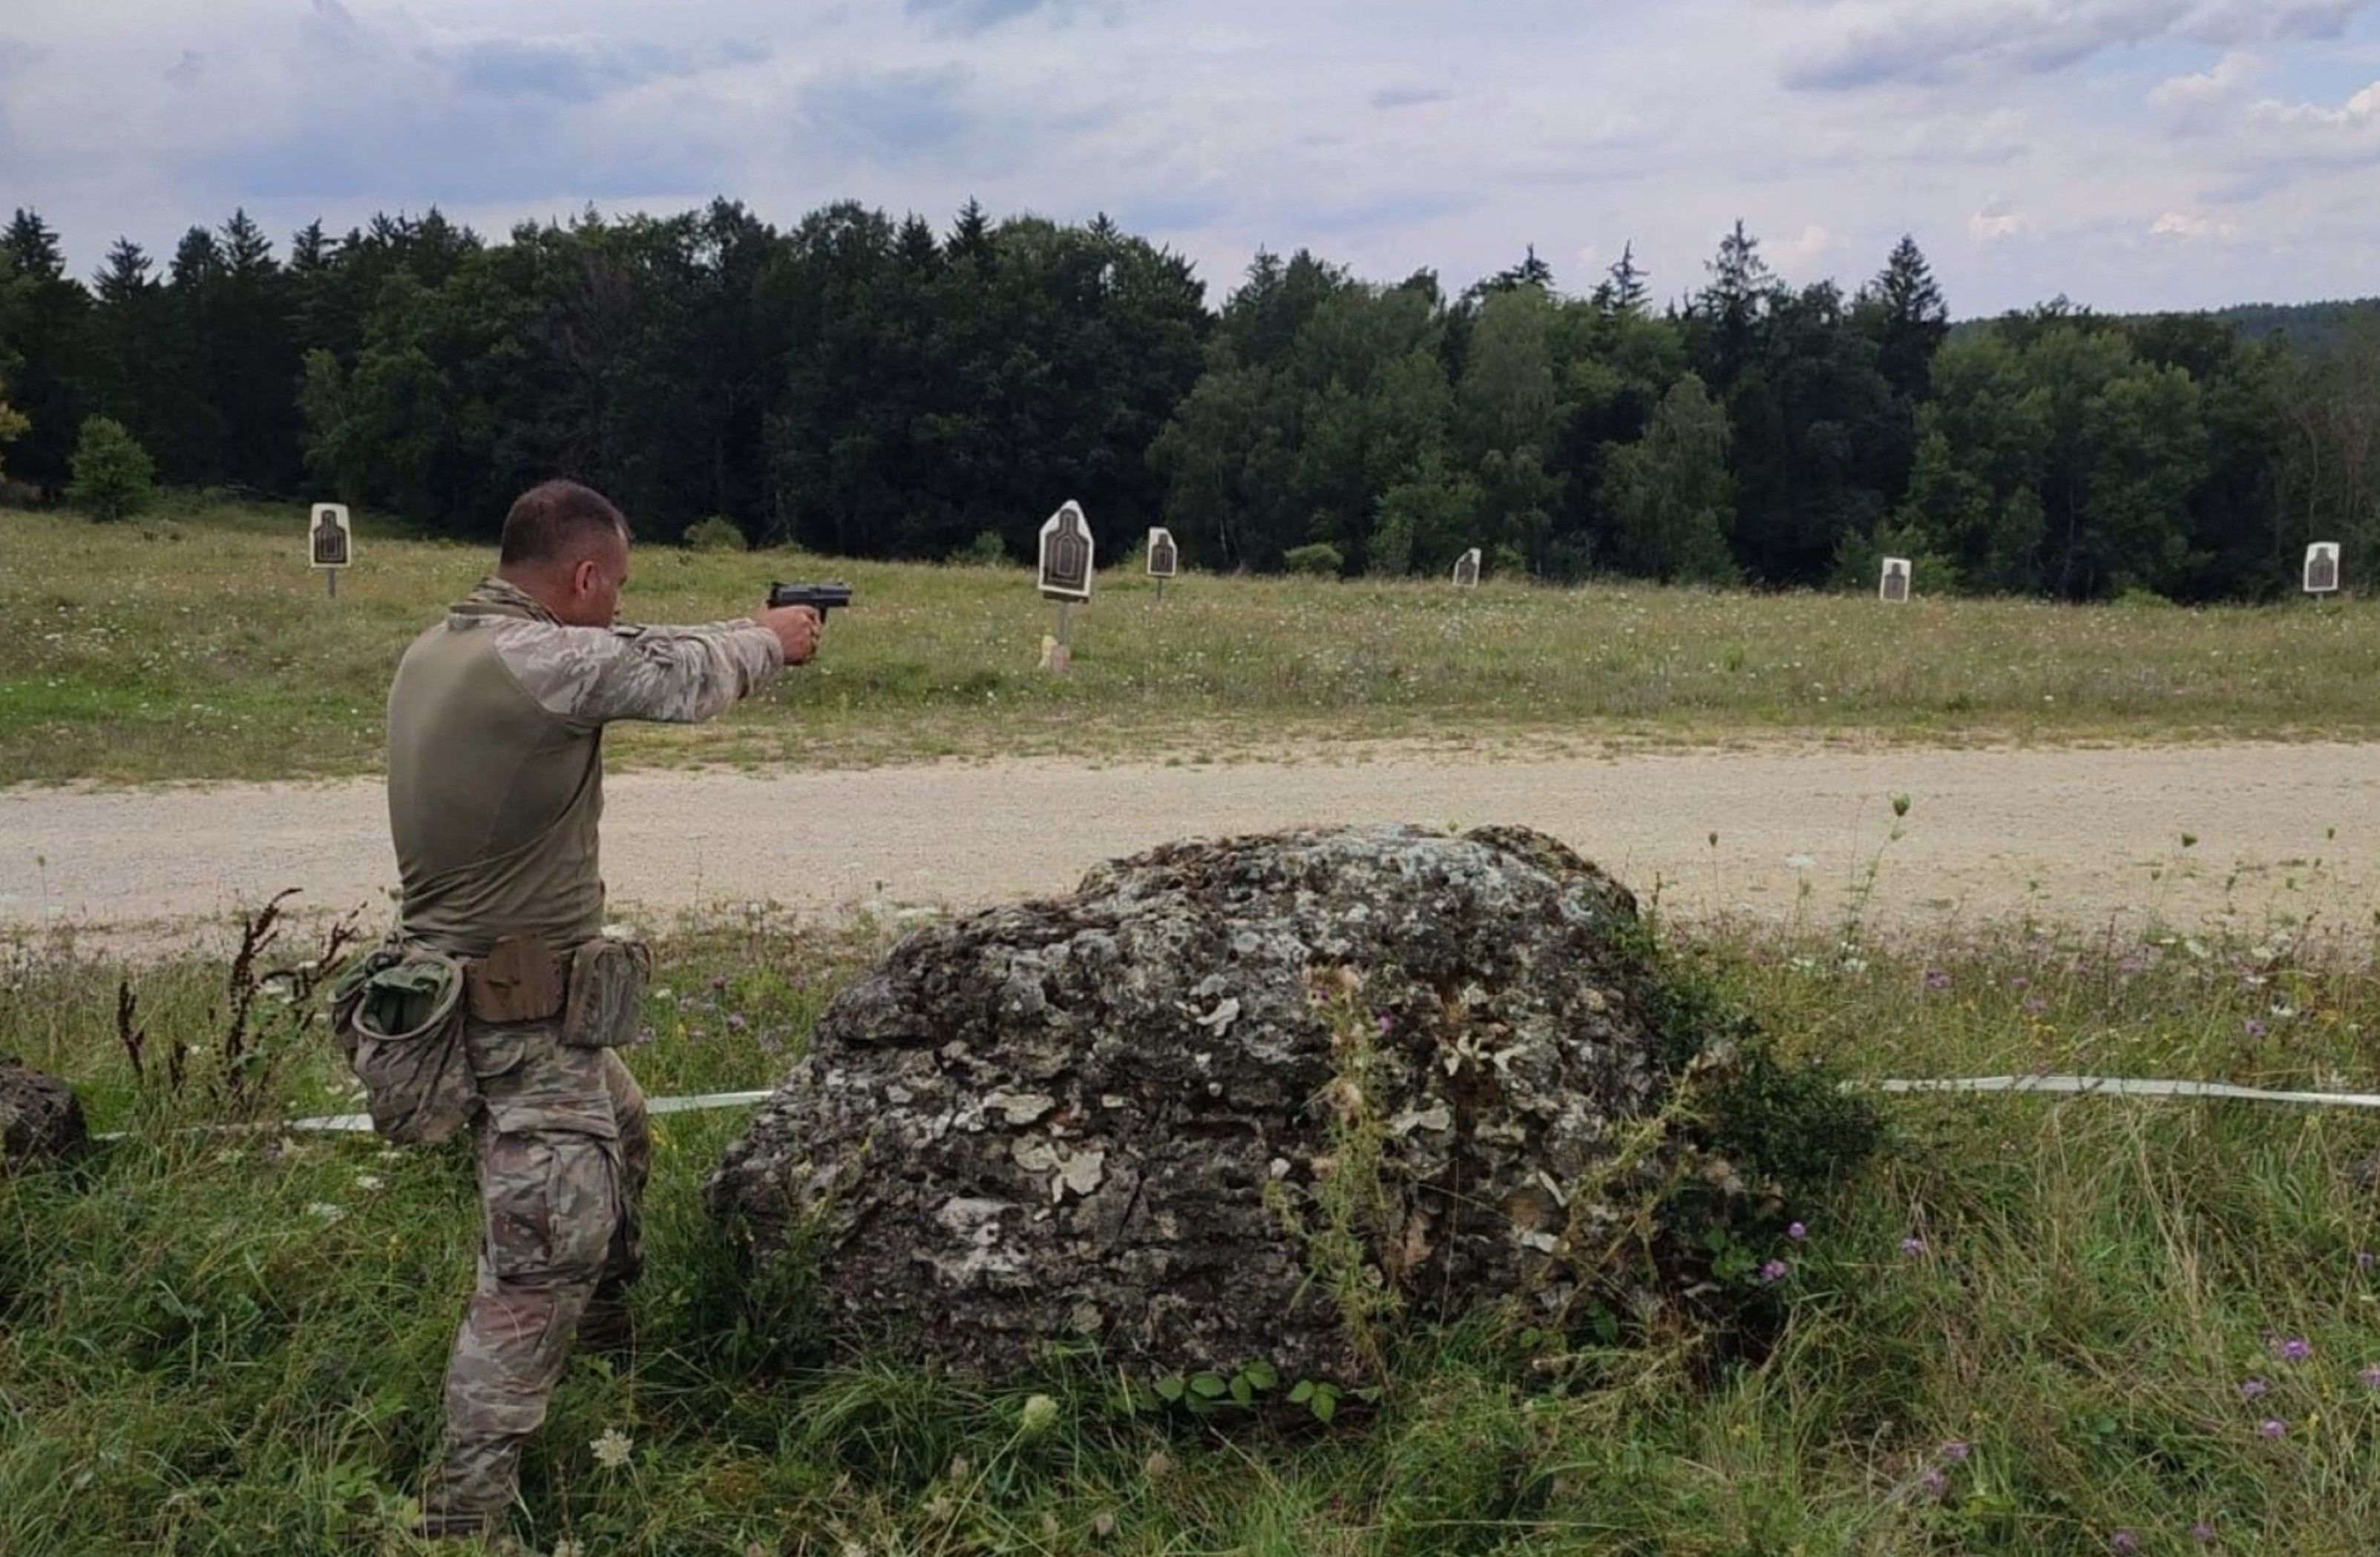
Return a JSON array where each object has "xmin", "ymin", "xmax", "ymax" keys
[
  {"xmin": 560, "ymin": 936, "xmax": 651, "ymax": 1049},
  {"xmin": 329, "ymin": 945, "xmax": 473, "ymax": 1144}
]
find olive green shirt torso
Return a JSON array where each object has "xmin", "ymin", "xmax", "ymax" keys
[{"xmin": 385, "ymin": 577, "xmax": 784, "ymax": 958}]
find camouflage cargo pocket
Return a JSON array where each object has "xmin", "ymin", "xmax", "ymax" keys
[
  {"xmin": 559, "ymin": 937, "xmax": 651, "ymax": 1049},
  {"xmin": 481, "ymin": 1132, "xmax": 618, "ymax": 1284}
]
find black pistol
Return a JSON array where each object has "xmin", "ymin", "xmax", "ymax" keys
[{"xmin": 767, "ymin": 580, "xmax": 853, "ymax": 618}]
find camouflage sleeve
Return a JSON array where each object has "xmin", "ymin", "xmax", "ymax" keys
[{"xmin": 492, "ymin": 618, "xmax": 785, "ymax": 725}]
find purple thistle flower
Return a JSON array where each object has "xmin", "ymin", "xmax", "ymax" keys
[
  {"xmin": 1377, "ymin": 1014, "xmax": 1393, "ymax": 1036},
  {"xmin": 1918, "ymin": 1467, "xmax": 1947, "ymax": 1498},
  {"xmin": 2109, "ymin": 1531, "xmax": 2137, "ymax": 1554},
  {"xmin": 1923, "ymin": 968, "xmax": 1951, "ymax": 991},
  {"xmin": 2191, "ymin": 1522, "xmax": 2217, "ymax": 1544},
  {"xmin": 1938, "ymin": 1438, "xmax": 1969, "ymax": 1463},
  {"xmin": 2271, "ymin": 1335, "xmax": 2309, "ymax": 1362},
  {"xmin": 2258, "ymin": 1418, "xmax": 2286, "ymax": 1438},
  {"xmin": 2245, "ymin": 1017, "xmax": 2266, "ymax": 1038},
  {"xmin": 1760, "ymin": 1259, "xmax": 1789, "ymax": 1282},
  {"xmin": 2239, "ymin": 1377, "xmax": 2268, "ymax": 1400},
  {"xmin": 2360, "ymin": 1364, "xmax": 2380, "ymax": 1389},
  {"xmin": 2008, "ymin": 974, "xmax": 2029, "ymax": 989},
  {"xmin": 2358, "ymin": 1250, "xmax": 2375, "ymax": 1274},
  {"xmin": 1901, "ymin": 1236, "xmax": 1927, "ymax": 1256},
  {"xmin": 1786, "ymin": 1221, "xmax": 1806, "ymax": 1241}
]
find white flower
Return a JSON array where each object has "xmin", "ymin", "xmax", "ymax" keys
[
  {"xmin": 590, "ymin": 1427, "xmax": 634, "ymax": 1469},
  {"xmin": 1018, "ymin": 1393, "xmax": 1059, "ymax": 1436},
  {"xmin": 354, "ymin": 1174, "xmax": 384, "ymax": 1192},
  {"xmin": 306, "ymin": 1202, "xmax": 345, "ymax": 1223}
]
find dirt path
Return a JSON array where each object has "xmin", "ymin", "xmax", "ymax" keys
[{"xmin": 7, "ymin": 740, "xmax": 2379, "ymax": 954}]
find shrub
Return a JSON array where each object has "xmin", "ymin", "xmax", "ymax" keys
[
  {"xmin": 959, "ymin": 528, "xmax": 1007, "ymax": 566},
  {"xmin": 683, "ymin": 515, "xmax": 747, "ymax": 552},
  {"xmin": 1282, "ymin": 543, "xmax": 1344, "ymax": 577},
  {"xmin": 67, "ymin": 416, "xmax": 156, "ymax": 523}
]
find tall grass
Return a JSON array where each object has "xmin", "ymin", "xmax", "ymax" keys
[
  {"xmin": 6, "ymin": 886, "xmax": 2379, "ymax": 1555},
  {"xmin": 4, "ymin": 499, "xmax": 2376, "ymax": 785}
]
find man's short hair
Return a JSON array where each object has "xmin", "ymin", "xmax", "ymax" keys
[{"xmin": 499, "ymin": 479, "xmax": 629, "ymax": 568}]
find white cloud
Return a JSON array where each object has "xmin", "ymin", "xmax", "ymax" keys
[
  {"xmin": 2251, "ymin": 79, "xmax": 2380, "ymax": 127},
  {"xmin": 1770, "ymin": 223, "xmax": 1833, "ymax": 269},
  {"xmin": 1969, "ymin": 200, "xmax": 2036, "ymax": 242},
  {"xmin": 2150, "ymin": 210, "xmax": 2241, "ymax": 237},
  {"xmin": 2148, "ymin": 47, "xmax": 2260, "ymax": 129}
]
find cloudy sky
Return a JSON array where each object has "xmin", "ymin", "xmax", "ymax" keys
[{"xmin": 4, "ymin": 0, "xmax": 2378, "ymax": 318}]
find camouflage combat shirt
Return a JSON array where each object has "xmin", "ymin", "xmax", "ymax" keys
[{"xmin": 386, "ymin": 577, "xmax": 784, "ymax": 958}]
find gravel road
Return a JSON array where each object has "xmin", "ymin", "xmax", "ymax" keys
[{"xmin": 6, "ymin": 740, "xmax": 2377, "ymax": 954}]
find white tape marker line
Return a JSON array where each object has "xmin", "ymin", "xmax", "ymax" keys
[
  {"xmin": 275, "ymin": 1090, "xmax": 782, "ymax": 1135},
  {"xmin": 1856, "ymin": 1075, "xmax": 2380, "ymax": 1109},
  {"xmin": 91, "ymin": 1075, "xmax": 2380, "ymax": 1142},
  {"xmin": 93, "ymin": 1090, "xmax": 783, "ymax": 1141}
]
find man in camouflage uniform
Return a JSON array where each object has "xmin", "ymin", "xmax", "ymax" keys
[{"xmin": 384, "ymin": 479, "xmax": 822, "ymax": 1539}]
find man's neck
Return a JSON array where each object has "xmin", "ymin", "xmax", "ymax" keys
[{"xmin": 494, "ymin": 568, "xmax": 570, "ymax": 620}]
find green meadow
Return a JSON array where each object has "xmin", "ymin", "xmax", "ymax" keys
[{"xmin": 2, "ymin": 499, "xmax": 2375, "ymax": 787}]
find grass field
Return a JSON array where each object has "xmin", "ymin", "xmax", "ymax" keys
[
  {"xmin": 2, "ymin": 498, "xmax": 2376, "ymax": 786},
  {"xmin": 5, "ymin": 901, "xmax": 2379, "ymax": 1556},
  {"xmin": 7, "ymin": 497, "xmax": 2380, "ymax": 1555}
]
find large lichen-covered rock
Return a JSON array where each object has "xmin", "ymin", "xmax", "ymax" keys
[
  {"xmin": 1, "ymin": 1055, "xmax": 88, "ymax": 1167},
  {"xmin": 705, "ymin": 823, "xmax": 1824, "ymax": 1388}
]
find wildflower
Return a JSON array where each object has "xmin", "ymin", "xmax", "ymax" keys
[
  {"xmin": 2192, "ymin": 1523, "xmax": 2217, "ymax": 1544},
  {"xmin": 1938, "ymin": 1438, "xmax": 1970, "ymax": 1463},
  {"xmin": 1901, "ymin": 1236, "xmax": 1927, "ymax": 1256},
  {"xmin": 2271, "ymin": 1335, "xmax": 2310, "ymax": 1362},
  {"xmin": 1786, "ymin": 1221, "xmax": 1807, "ymax": 1241},
  {"xmin": 2009, "ymin": 975, "xmax": 2029, "ymax": 989},
  {"xmin": 552, "ymin": 1542, "xmax": 585, "ymax": 1557},
  {"xmin": 1377, "ymin": 1014, "xmax": 1393, "ymax": 1036},
  {"xmin": 306, "ymin": 1202, "xmax": 344, "ymax": 1223},
  {"xmin": 591, "ymin": 1427, "xmax": 634, "ymax": 1469},
  {"xmin": 1923, "ymin": 969, "xmax": 1950, "ymax": 991},
  {"xmin": 2358, "ymin": 1250, "xmax": 2375, "ymax": 1273},
  {"xmin": 1759, "ymin": 1259, "xmax": 1789, "ymax": 1282},
  {"xmin": 2258, "ymin": 1418, "xmax": 2285, "ymax": 1438},
  {"xmin": 2240, "ymin": 1377, "xmax": 2268, "ymax": 1399},
  {"xmin": 2021, "ymin": 994, "xmax": 2049, "ymax": 1015},
  {"xmin": 1017, "ymin": 1392, "xmax": 1059, "ymax": 1436},
  {"xmin": 2360, "ymin": 1364, "xmax": 2380, "ymax": 1389},
  {"xmin": 1918, "ymin": 1467, "xmax": 1947, "ymax": 1498},
  {"xmin": 2244, "ymin": 1017, "xmax": 2266, "ymax": 1038},
  {"xmin": 2109, "ymin": 1533, "xmax": 2137, "ymax": 1554},
  {"xmin": 354, "ymin": 1173, "xmax": 384, "ymax": 1192},
  {"xmin": 727, "ymin": 1012, "xmax": 748, "ymax": 1032}
]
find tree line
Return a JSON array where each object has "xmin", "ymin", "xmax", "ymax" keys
[{"xmin": 1, "ymin": 198, "xmax": 2373, "ymax": 601}]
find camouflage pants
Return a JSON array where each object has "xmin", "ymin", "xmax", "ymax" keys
[{"xmin": 422, "ymin": 1016, "xmax": 652, "ymax": 1527}]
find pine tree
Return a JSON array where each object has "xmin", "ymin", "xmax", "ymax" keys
[
  {"xmin": 0, "ymin": 209, "xmax": 91, "ymax": 494},
  {"xmin": 1860, "ymin": 234, "xmax": 1950, "ymax": 402},
  {"xmin": 1595, "ymin": 242, "xmax": 1648, "ymax": 315}
]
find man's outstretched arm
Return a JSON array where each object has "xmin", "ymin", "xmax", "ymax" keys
[{"xmin": 499, "ymin": 606, "xmax": 821, "ymax": 726}]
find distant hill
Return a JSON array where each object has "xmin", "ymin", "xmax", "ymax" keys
[
  {"xmin": 2196, "ymin": 298, "xmax": 2380, "ymax": 353},
  {"xmin": 1952, "ymin": 297, "xmax": 2380, "ymax": 353}
]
